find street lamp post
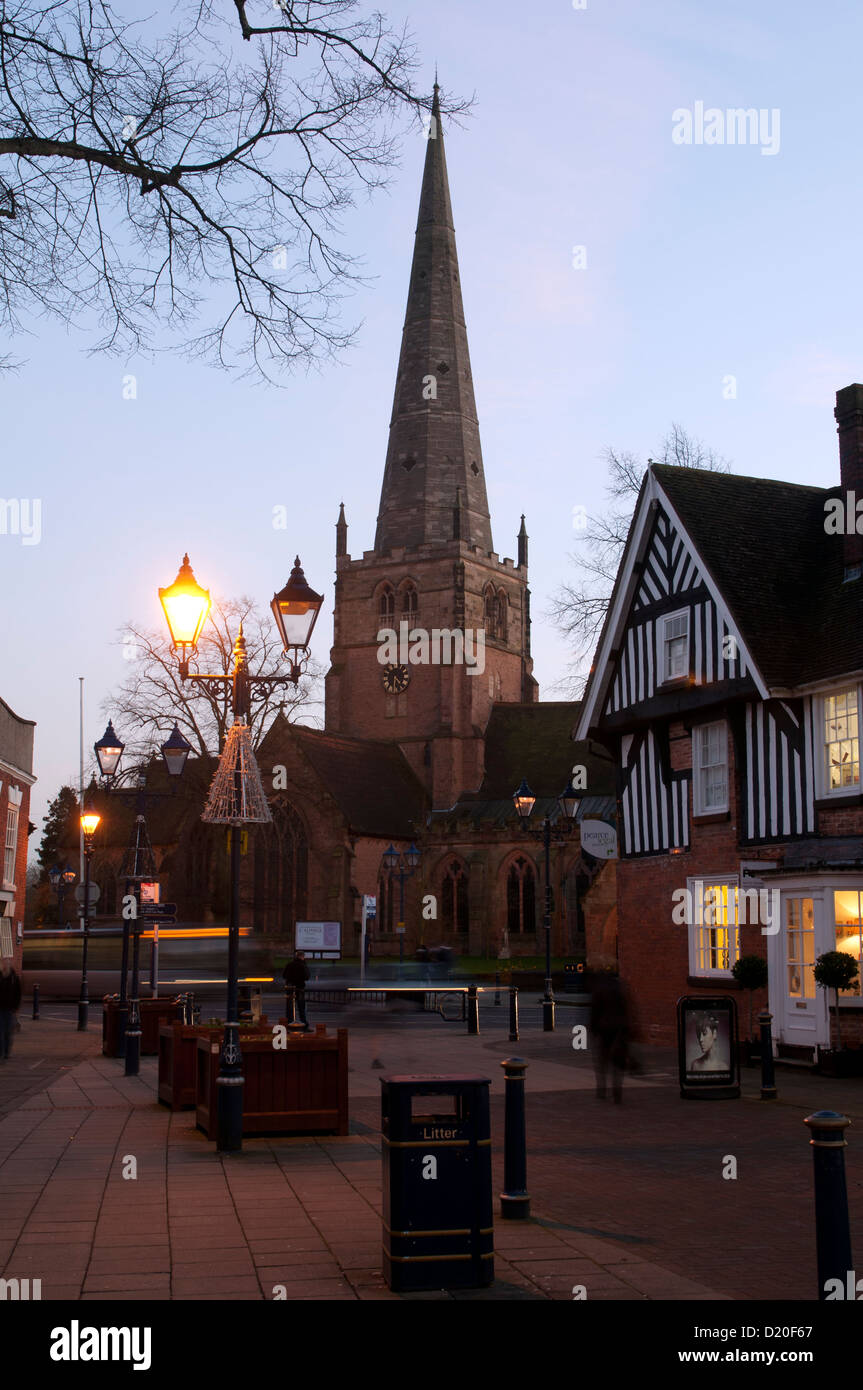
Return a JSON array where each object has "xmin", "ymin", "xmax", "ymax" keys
[
  {"xmin": 513, "ymin": 778, "xmax": 581, "ymax": 1032},
  {"xmin": 93, "ymin": 719, "xmax": 192, "ymax": 1067},
  {"xmin": 78, "ymin": 811, "xmax": 101, "ymax": 1030},
  {"xmin": 48, "ymin": 863, "xmax": 76, "ymax": 929},
  {"xmin": 160, "ymin": 553, "xmax": 322, "ymax": 1153},
  {"xmin": 382, "ymin": 843, "xmax": 421, "ymax": 976}
]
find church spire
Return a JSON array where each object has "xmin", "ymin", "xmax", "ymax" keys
[{"xmin": 374, "ymin": 82, "xmax": 493, "ymax": 555}]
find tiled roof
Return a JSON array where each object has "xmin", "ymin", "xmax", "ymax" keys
[
  {"xmin": 430, "ymin": 702, "xmax": 616, "ymax": 828},
  {"xmin": 291, "ymin": 726, "xmax": 427, "ymax": 838},
  {"xmin": 654, "ymin": 464, "xmax": 863, "ymax": 689}
]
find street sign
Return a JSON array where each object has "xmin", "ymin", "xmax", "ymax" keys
[
  {"xmin": 138, "ymin": 903, "xmax": 178, "ymax": 918},
  {"xmin": 580, "ymin": 819, "xmax": 618, "ymax": 859},
  {"xmin": 74, "ymin": 883, "xmax": 100, "ymax": 906}
]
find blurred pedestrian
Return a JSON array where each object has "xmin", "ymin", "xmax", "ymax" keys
[
  {"xmin": 283, "ymin": 950, "xmax": 310, "ymax": 1030},
  {"xmin": 589, "ymin": 968, "xmax": 632, "ymax": 1102},
  {"xmin": 0, "ymin": 958, "xmax": 22, "ymax": 1061}
]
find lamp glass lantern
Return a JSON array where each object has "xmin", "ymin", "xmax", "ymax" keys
[
  {"xmin": 271, "ymin": 556, "xmax": 324, "ymax": 655},
  {"xmin": 161, "ymin": 723, "xmax": 193, "ymax": 778},
  {"xmin": 62, "ymin": 865, "xmax": 76, "ymax": 884},
  {"xmin": 558, "ymin": 780, "xmax": 581, "ymax": 821},
  {"xmin": 382, "ymin": 844, "xmax": 400, "ymax": 874},
  {"xmin": 159, "ymin": 554, "xmax": 211, "ymax": 652},
  {"xmin": 513, "ymin": 779, "xmax": 536, "ymax": 822},
  {"xmin": 94, "ymin": 720, "xmax": 125, "ymax": 779},
  {"xmin": 80, "ymin": 811, "xmax": 101, "ymax": 842},
  {"xmin": 48, "ymin": 864, "xmax": 61, "ymax": 890},
  {"xmin": 405, "ymin": 842, "xmax": 420, "ymax": 871}
]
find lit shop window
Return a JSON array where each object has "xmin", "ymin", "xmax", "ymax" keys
[
  {"xmin": 834, "ymin": 889, "xmax": 863, "ymax": 997},
  {"xmin": 690, "ymin": 878, "xmax": 740, "ymax": 975}
]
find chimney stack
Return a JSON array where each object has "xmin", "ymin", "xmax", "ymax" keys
[{"xmin": 835, "ymin": 384, "xmax": 863, "ymax": 576}]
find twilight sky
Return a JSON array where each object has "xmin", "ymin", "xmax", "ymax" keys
[{"xmin": 3, "ymin": 0, "xmax": 862, "ymax": 848}]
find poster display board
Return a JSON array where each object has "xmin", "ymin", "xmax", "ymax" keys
[
  {"xmin": 295, "ymin": 921, "xmax": 341, "ymax": 958},
  {"xmin": 677, "ymin": 995, "xmax": 740, "ymax": 1099}
]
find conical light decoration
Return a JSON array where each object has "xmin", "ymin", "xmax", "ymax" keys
[{"xmin": 201, "ymin": 721, "xmax": 272, "ymax": 825}]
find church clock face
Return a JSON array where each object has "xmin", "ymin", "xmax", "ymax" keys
[{"xmin": 382, "ymin": 663, "xmax": 410, "ymax": 694}]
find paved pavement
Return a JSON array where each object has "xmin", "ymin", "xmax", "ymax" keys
[{"xmin": 0, "ymin": 1003, "xmax": 859, "ymax": 1301}]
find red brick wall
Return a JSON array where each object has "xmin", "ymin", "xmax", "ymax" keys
[{"xmin": 1, "ymin": 779, "xmax": 31, "ymax": 974}]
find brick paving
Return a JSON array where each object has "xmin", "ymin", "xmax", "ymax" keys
[{"xmin": 0, "ymin": 1004, "xmax": 859, "ymax": 1301}]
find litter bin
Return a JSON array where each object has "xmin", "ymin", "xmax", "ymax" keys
[
  {"xmin": 562, "ymin": 963, "xmax": 579, "ymax": 994},
  {"xmin": 380, "ymin": 1074, "xmax": 493, "ymax": 1291}
]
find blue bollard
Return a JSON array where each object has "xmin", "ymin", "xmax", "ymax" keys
[
  {"xmin": 32, "ymin": 983, "xmax": 40, "ymax": 1020},
  {"xmin": 467, "ymin": 984, "xmax": 479, "ymax": 1035},
  {"xmin": 804, "ymin": 1110, "xmax": 853, "ymax": 1300},
  {"xmin": 759, "ymin": 1009, "xmax": 777, "ymax": 1100},
  {"xmin": 508, "ymin": 985, "xmax": 519, "ymax": 1042},
  {"xmin": 500, "ymin": 1057, "xmax": 530, "ymax": 1219}
]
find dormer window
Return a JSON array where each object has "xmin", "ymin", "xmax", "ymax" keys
[
  {"xmin": 660, "ymin": 608, "xmax": 689, "ymax": 683},
  {"xmin": 821, "ymin": 686, "xmax": 860, "ymax": 794}
]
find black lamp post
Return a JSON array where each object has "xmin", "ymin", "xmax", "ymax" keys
[
  {"xmin": 160, "ymin": 553, "xmax": 322, "ymax": 1153},
  {"xmin": 78, "ymin": 810, "xmax": 101, "ymax": 1031},
  {"xmin": 382, "ymin": 843, "xmax": 421, "ymax": 975},
  {"xmin": 48, "ymin": 862, "xmax": 76, "ymax": 928},
  {"xmin": 513, "ymin": 777, "xmax": 581, "ymax": 1032},
  {"xmin": 94, "ymin": 719, "xmax": 192, "ymax": 1069}
]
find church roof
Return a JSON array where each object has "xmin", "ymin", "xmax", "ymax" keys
[
  {"xmin": 290, "ymin": 726, "xmax": 427, "ymax": 839},
  {"xmin": 374, "ymin": 83, "xmax": 493, "ymax": 555},
  {"xmin": 429, "ymin": 702, "xmax": 616, "ymax": 828},
  {"xmin": 653, "ymin": 464, "xmax": 863, "ymax": 689}
]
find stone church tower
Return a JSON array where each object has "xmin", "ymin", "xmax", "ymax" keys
[{"xmin": 325, "ymin": 85, "xmax": 538, "ymax": 809}]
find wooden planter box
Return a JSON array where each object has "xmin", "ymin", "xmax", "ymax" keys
[
  {"xmin": 195, "ymin": 1024, "xmax": 348, "ymax": 1139},
  {"xmin": 158, "ymin": 1020, "xmax": 270, "ymax": 1110},
  {"xmin": 102, "ymin": 996, "xmax": 181, "ymax": 1058},
  {"xmin": 817, "ymin": 1048, "xmax": 863, "ymax": 1078}
]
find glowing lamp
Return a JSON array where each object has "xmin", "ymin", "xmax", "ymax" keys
[
  {"xmin": 513, "ymin": 779, "xmax": 536, "ymax": 822},
  {"xmin": 160, "ymin": 723, "xmax": 193, "ymax": 778},
  {"xmin": 159, "ymin": 554, "xmax": 211, "ymax": 652},
  {"xmin": 94, "ymin": 720, "xmax": 125, "ymax": 779}
]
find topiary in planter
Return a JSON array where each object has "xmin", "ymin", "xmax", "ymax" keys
[
  {"xmin": 813, "ymin": 951, "xmax": 860, "ymax": 1051},
  {"xmin": 732, "ymin": 954, "xmax": 769, "ymax": 1041}
]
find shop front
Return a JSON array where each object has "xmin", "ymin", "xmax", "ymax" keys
[{"xmin": 766, "ymin": 876, "xmax": 863, "ymax": 1056}]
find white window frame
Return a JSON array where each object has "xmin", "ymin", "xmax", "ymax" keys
[
  {"xmin": 3, "ymin": 805, "xmax": 18, "ymax": 888},
  {"xmin": 692, "ymin": 720, "xmax": 729, "ymax": 816},
  {"xmin": 818, "ymin": 684, "xmax": 861, "ymax": 799},
  {"xmin": 686, "ymin": 875, "xmax": 741, "ymax": 978},
  {"xmin": 658, "ymin": 607, "xmax": 690, "ymax": 685}
]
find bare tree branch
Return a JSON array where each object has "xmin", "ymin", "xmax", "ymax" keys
[
  {"xmin": 0, "ymin": 0, "xmax": 469, "ymax": 380},
  {"xmin": 101, "ymin": 594, "xmax": 324, "ymax": 769},
  {"xmin": 547, "ymin": 426, "xmax": 732, "ymax": 695}
]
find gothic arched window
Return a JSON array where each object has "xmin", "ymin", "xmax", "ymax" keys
[
  {"xmin": 401, "ymin": 582, "xmax": 418, "ymax": 619},
  {"xmin": 507, "ymin": 857, "xmax": 536, "ymax": 934},
  {"xmin": 497, "ymin": 591, "xmax": 508, "ymax": 642},
  {"xmin": 484, "ymin": 585, "xmax": 498, "ymax": 640},
  {"xmin": 252, "ymin": 800, "xmax": 308, "ymax": 937},
  {"xmin": 441, "ymin": 859, "xmax": 469, "ymax": 935},
  {"xmin": 379, "ymin": 585, "xmax": 395, "ymax": 623}
]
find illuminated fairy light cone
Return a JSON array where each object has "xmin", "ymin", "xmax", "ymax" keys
[{"xmin": 201, "ymin": 721, "xmax": 272, "ymax": 825}]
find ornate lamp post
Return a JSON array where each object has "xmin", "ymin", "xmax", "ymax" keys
[
  {"xmin": 513, "ymin": 777, "xmax": 581, "ymax": 1032},
  {"xmin": 94, "ymin": 719, "xmax": 192, "ymax": 1069},
  {"xmin": 78, "ymin": 810, "xmax": 101, "ymax": 1031},
  {"xmin": 382, "ymin": 842, "xmax": 421, "ymax": 975},
  {"xmin": 48, "ymin": 862, "xmax": 76, "ymax": 928},
  {"xmin": 160, "ymin": 553, "xmax": 322, "ymax": 1153}
]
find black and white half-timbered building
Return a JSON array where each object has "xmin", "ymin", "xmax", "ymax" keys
[{"xmin": 576, "ymin": 385, "xmax": 863, "ymax": 1057}]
